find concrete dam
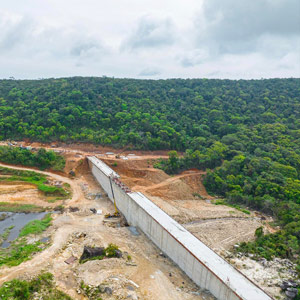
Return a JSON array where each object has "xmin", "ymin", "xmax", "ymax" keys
[{"xmin": 87, "ymin": 156, "xmax": 273, "ymax": 300}]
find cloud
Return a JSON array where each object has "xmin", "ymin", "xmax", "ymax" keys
[
  {"xmin": 0, "ymin": 10, "xmax": 108, "ymax": 65},
  {"xmin": 138, "ymin": 68, "xmax": 161, "ymax": 76},
  {"xmin": 69, "ymin": 40, "xmax": 107, "ymax": 62},
  {"xmin": 0, "ymin": 1, "xmax": 299, "ymax": 79},
  {"xmin": 177, "ymin": 0, "xmax": 300, "ymax": 70},
  {"xmin": 122, "ymin": 15, "xmax": 176, "ymax": 50},
  {"xmin": 179, "ymin": 49, "xmax": 209, "ymax": 67},
  {"xmin": 195, "ymin": 0, "xmax": 300, "ymax": 56},
  {"xmin": 0, "ymin": 13, "xmax": 34, "ymax": 52}
]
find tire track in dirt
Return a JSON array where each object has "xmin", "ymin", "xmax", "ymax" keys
[
  {"xmin": 0, "ymin": 162, "xmax": 209, "ymax": 300},
  {"xmin": 0, "ymin": 162, "xmax": 86, "ymax": 285},
  {"xmin": 0, "ymin": 162, "xmax": 83, "ymax": 206}
]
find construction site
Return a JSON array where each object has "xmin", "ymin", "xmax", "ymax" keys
[{"xmin": 0, "ymin": 142, "xmax": 296, "ymax": 299}]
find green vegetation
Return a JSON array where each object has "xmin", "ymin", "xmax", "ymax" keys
[
  {"xmin": 80, "ymin": 243, "xmax": 121, "ymax": 264},
  {"xmin": 80, "ymin": 281, "xmax": 104, "ymax": 300},
  {"xmin": 214, "ymin": 199, "xmax": 250, "ymax": 215},
  {"xmin": 0, "ymin": 146, "xmax": 65, "ymax": 171},
  {"xmin": 155, "ymin": 142, "xmax": 227, "ymax": 174},
  {"xmin": 0, "ymin": 213, "xmax": 52, "ymax": 268},
  {"xmin": 203, "ymin": 155, "xmax": 300, "ymax": 273},
  {"xmin": 126, "ymin": 254, "xmax": 132, "ymax": 261},
  {"xmin": 0, "ymin": 215, "xmax": 52, "ymax": 267},
  {"xmin": 37, "ymin": 184, "xmax": 67, "ymax": 196},
  {"xmin": 0, "ymin": 213, "xmax": 7, "ymax": 221},
  {"xmin": 0, "ymin": 166, "xmax": 68, "ymax": 198},
  {"xmin": 0, "ymin": 225, "xmax": 14, "ymax": 244},
  {"xmin": 0, "ymin": 238, "xmax": 44, "ymax": 267},
  {"xmin": 0, "ymin": 77, "xmax": 299, "ymax": 275},
  {"xmin": 0, "ymin": 78, "xmax": 298, "ymax": 150},
  {"xmin": 0, "ymin": 272, "xmax": 72, "ymax": 300},
  {"xmin": 0, "ymin": 165, "xmax": 43, "ymax": 177},
  {"xmin": 0, "ymin": 202, "xmax": 44, "ymax": 213},
  {"xmin": 104, "ymin": 243, "xmax": 120, "ymax": 257},
  {"xmin": 19, "ymin": 214, "xmax": 52, "ymax": 237}
]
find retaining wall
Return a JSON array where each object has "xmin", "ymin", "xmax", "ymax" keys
[{"xmin": 87, "ymin": 156, "xmax": 272, "ymax": 300}]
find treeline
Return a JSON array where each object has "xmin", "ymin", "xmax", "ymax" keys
[
  {"xmin": 204, "ymin": 155, "xmax": 300, "ymax": 271},
  {"xmin": 0, "ymin": 77, "xmax": 299, "ymax": 271},
  {"xmin": 0, "ymin": 146, "xmax": 65, "ymax": 171},
  {"xmin": 155, "ymin": 121, "xmax": 300, "ymax": 178},
  {"xmin": 204, "ymin": 155, "xmax": 299, "ymax": 214},
  {"xmin": 0, "ymin": 77, "xmax": 299, "ymax": 150},
  {"xmin": 157, "ymin": 143, "xmax": 300, "ymax": 273},
  {"xmin": 154, "ymin": 142, "xmax": 228, "ymax": 174}
]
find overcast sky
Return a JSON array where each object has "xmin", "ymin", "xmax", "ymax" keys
[{"xmin": 0, "ymin": 0, "xmax": 299, "ymax": 79}]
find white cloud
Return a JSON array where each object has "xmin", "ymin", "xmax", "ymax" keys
[
  {"xmin": 194, "ymin": 0, "xmax": 300, "ymax": 56},
  {"xmin": 0, "ymin": 0, "xmax": 299, "ymax": 79},
  {"xmin": 138, "ymin": 67, "xmax": 161, "ymax": 76},
  {"xmin": 122, "ymin": 15, "xmax": 176, "ymax": 50}
]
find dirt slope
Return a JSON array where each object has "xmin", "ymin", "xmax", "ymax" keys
[{"xmin": 102, "ymin": 158, "xmax": 273, "ymax": 252}]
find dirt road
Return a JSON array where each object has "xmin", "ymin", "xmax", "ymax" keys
[
  {"xmin": 102, "ymin": 157, "xmax": 274, "ymax": 251},
  {"xmin": 0, "ymin": 162, "xmax": 83, "ymax": 206},
  {"xmin": 0, "ymin": 162, "xmax": 209, "ymax": 300}
]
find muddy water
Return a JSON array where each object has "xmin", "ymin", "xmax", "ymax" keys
[{"xmin": 0, "ymin": 211, "xmax": 47, "ymax": 247}]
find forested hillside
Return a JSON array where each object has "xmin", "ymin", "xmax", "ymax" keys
[
  {"xmin": 0, "ymin": 77, "xmax": 299, "ymax": 150},
  {"xmin": 0, "ymin": 146, "xmax": 65, "ymax": 171},
  {"xmin": 0, "ymin": 77, "xmax": 299, "ymax": 272}
]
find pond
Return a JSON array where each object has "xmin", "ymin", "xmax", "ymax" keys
[{"xmin": 0, "ymin": 211, "xmax": 47, "ymax": 248}]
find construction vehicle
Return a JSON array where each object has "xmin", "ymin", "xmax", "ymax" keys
[
  {"xmin": 115, "ymin": 146, "xmax": 129, "ymax": 159},
  {"xmin": 104, "ymin": 173, "xmax": 120, "ymax": 218}
]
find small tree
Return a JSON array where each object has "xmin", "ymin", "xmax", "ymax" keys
[
  {"xmin": 255, "ymin": 226, "xmax": 264, "ymax": 239},
  {"xmin": 168, "ymin": 150, "xmax": 179, "ymax": 173}
]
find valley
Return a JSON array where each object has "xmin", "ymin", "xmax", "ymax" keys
[{"xmin": 0, "ymin": 143, "xmax": 295, "ymax": 299}]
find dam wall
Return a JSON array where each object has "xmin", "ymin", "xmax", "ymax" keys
[{"xmin": 87, "ymin": 156, "xmax": 272, "ymax": 300}]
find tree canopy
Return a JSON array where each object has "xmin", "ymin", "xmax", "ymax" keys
[{"xmin": 0, "ymin": 77, "xmax": 298, "ymax": 150}]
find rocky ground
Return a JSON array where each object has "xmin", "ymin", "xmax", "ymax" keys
[
  {"xmin": 224, "ymin": 253, "xmax": 300, "ymax": 299},
  {"xmin": 0, "ymin": 160, "xmax": 213, "ymax": 300}
]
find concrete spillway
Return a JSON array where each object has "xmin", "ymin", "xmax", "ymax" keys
[{"xmin": 87, "ymin": 156, "xmax": 273, "ymax": 300}]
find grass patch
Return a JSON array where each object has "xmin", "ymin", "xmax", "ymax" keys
[
  {"xmin": 19, "ymin": 214, "xmax": 52, "ymax": 237},
  {"xmin": 0, "ymin": 166, "xmax": 42, "ymax": 177},
  {"xmin": 0, "ymin": 225, "xmax": 14, "ymax": 244},
  {"xmin": 0, "ymin": 272, "xmax": 72, "ymax": 300},
  {"xmin": 214, "ymin": 199, "xmax": 251, "ymax": 215},
  {"xmin": 38, "ymin": 184, "xmax": 67, "ymax": 196},
  {"xmin": 0, "ymin": 238, "xmax": 44, "ymax": 267},
  {"xmin": 192, "ymin": 192, "xmax": 204, "ymax": 199},
  {"xmin": 80, "ymin": 255, "xmax": 105, "ymax": 264},
  {"xmin": 0, "ymin": 202, "xmax": 45, "ymax": 213},
  {"xmin": 0, "ymin": 214, "xmax": 52, "ymax": 267},
  {"xmin": 0, "ymin": 166, "xmax": 69, "ymax": 199}
]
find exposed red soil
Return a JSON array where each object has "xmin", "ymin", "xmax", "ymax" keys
[{"xmin": 101, "ymin": 157, "xmax": 212, "ymax": 201}]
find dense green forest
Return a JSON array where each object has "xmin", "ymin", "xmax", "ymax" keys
[
  {"xmin": 0, "ymin": 77, "xmax": 299, "ymax": 274},
  {"xmin": 0, "ymin": 77, "xmax": 299, "ymax": 149},
  {"xmin": 204, "ymin": 154, "xmax": 300, "ymax": 272},
  {"xmin": 0, "ymin": 146, "xmax": 65, "ymax": 171}
]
